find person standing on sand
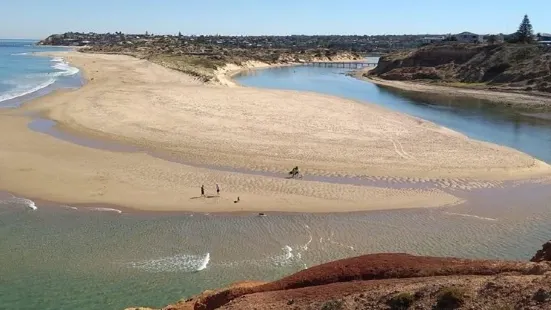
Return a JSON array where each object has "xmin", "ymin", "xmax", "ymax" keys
[
  {"xmin": 201, "ymin": 185, "xmax": 205, "ymax": 197},
  {"xmin": 216, "ymin": 184, "xmax": 220, "ymax": 196}
]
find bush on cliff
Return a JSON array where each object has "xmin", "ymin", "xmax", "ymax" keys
[
  {"xmin": 320, "ymin": 299, "xmax": 344, "ymax": 310},
  {"xmin": 388, "ymin": 292, "xmax": 415, "ymax": 309},
  {"xmin": 436, "ymin": 287, "xmax": 466, "ymax": 309}
]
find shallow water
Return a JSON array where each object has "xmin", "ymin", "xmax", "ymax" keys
[
  {"xmin": 1, "ymin": 188, "xmax": 551, "ymax": 309},
  {"xmin": 236, "ymin": 64, "xmax": 551, "ymax": 163}
]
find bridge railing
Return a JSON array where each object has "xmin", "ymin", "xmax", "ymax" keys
[{"xmin": 301, "ymin": 62, "xmax": 377, "ymax": 68}]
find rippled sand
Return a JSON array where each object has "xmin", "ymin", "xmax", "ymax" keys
[{"xmin": 0, "ymin": 51, "xmax": 549, "ymax": 212}]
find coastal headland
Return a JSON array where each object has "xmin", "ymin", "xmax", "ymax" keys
[
  {"xmin": 362, "ymin": 43, "xmax": 551, "ymax": 108},
  {"xmin": 1, "ymin": 50, "xmax": 550, "ymax": 212}
]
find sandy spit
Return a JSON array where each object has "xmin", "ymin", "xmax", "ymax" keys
[{"xmin": 1, "ymin": 51, "xmax": 550, "ymax": 212}]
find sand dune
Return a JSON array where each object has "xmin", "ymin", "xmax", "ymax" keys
[{"xmin": 0, "ymin": 51, "xmax": 549, "ymax": 212}]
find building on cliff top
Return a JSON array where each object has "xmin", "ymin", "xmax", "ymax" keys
[
  {"xmin": 421, "ymin": 36, "xmax": 446, "ymax": 44},
  {"xmin": 537, "ymin": 33, "xmax": 551, "ymax": 45},
  {"xmin": 455, "ymin": 31, "xmax": 484, "ymax": 43}
]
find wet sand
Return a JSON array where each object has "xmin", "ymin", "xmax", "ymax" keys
[
  {"xmin": 0, "ymin": 114, "xmax": 461, "ymax": 212},
  {"xmin": 1, "ymin": 51, "xmax": 550, "ymax": 212}
]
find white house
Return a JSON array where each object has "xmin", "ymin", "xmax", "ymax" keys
[
  {"xmin": 537, "ymin": 33, "xmax": 551, "ymax": 44},
  {"xmin": 455, "ymin": 32, "xmax": 484, "ymax": 43}
]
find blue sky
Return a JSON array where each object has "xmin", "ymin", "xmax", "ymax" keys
[{"xmin": 1, "ymin": 0, "xmax": 550, "ymax": 39}]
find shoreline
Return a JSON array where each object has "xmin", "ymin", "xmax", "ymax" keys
[
  {"xmin": 0, "ymin": 48, "xmax": 83, "ymax": 108},
  {"xmin": 214, "ymin": 60, "xmax": 298, "ymax": 87},
  {"xmin": 2, "ymin": 51, "xmax": 551, "ymax": 213},
  {"xmin": 354, "ymin": 72, "xmax": 551, "ymax": 109},
  {"xmin": 215, "ymin": 54, "xmax": 368, "ymax": 87}
]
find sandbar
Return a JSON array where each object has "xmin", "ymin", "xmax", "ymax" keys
[{"xmin": 1, "ymin": 51, "xmax": 550, "ymax": 212}]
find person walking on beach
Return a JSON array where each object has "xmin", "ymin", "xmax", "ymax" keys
[
  {"xmin": 216, "ymin": 184, "xmax": 220, "ymax": 196},
  {"xmin": 201, "ymin": 185, "xmax": 205, "ymax": 197}
]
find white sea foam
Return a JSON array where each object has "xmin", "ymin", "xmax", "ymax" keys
[
  {"xmin": 196, "ymin": 253, "xmax": 211, "ymax": 271},
  {"xmin": 0, "ymin": 197, "xmax": 37, "ymax": 210},
  {"xmin": 284, "ymin": 245, "xmax": 293, "ymax": 260},
  {"xmin": 90, "ymin": 207, "xmax": 123, "ymax": 214},
  {"xmin": 301, "ymin": 235, "xmax": 313, "ymax": 251},
  {"xmin": 11, "ymin": 52, "xmax": 29, "ymax": 56},
  {"xmin": 0, "ymin": 78, "xmax": 56, "ymax": 103},
  {"xmin": 443, "ymin": 212, "xmax": 498, "ymax": 221},
  {"xmin": 51, "ymin": 59, "xmax": 79, "ymax": 77},
  {"xmin": 327, "ymin": 232, "xmax": 355, "ymax": 251},
  {"xmin": 301, "ymin": 225, "xmax": 313, "ymax": 251},
  {"xmin": 217, "ymin": 244, "xmax": 306, "ymax": 269},
  {"xmin": 127, "ymin": 252, "xmax": 211, "ymax": 272},
  {"xmin": 270, "ymin": 246, "xmax": 295, "ymax": 266},
  {"xmin": 0, "ymin": 55, "xmax": 80, "ymax": 104}
]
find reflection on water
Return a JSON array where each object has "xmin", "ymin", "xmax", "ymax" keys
[{"xmin": 236, "ymin": 65, "xmax": 551, "ymax": 163}]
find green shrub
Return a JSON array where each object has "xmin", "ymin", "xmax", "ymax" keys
[
  {"xmin": 321, "ymin": 299, "xmax": 344, "ymax": 310},
  {"xmin": 489, "ymin": 305, "xmax": 514, "ymax": 310},
  {"xmin": 387, "ymin": 292, "xmax": 415, "ymax": 309},
  {"xmin": 436, "ymin": 287, "xmax": 466, "ymax": 309}
]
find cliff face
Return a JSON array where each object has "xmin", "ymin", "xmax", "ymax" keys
[
  {"xmin": 127, "ymin": 241, "xmax": 551, "ymax": 310},
  {"xmin": 371, "ymin": 43, "xmax": 551, "ymax": 93}
]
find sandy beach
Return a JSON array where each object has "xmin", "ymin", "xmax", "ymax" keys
[{"xmin": 1, "ymin": 51, "xmax": 551, "ymax": 212}]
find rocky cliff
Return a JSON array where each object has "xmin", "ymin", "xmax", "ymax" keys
[
  {"xmin": 370, "ymin": 43, "xmax": 551, "ymax": 93},
  {"xmin": 127, "ymin": 241, "xmax": 551, "ymax": 310}
]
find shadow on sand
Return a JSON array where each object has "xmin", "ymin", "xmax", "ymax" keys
[{"xmin": 189, "ymin": 195, "xmax": 220, "ymax": 200}]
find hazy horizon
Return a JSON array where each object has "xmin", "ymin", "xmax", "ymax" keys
[{"xmin": 1, "ymin": 0, "xmax": 550, "ymax": 39}]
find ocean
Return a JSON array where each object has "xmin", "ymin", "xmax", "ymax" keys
[
  {"xmin": 0, "ymin": 39, "xmax": 82, "ymax": 108},
  {"xmin": 1, "ymin": 43, "xmax": 551, "ymax": 310}
]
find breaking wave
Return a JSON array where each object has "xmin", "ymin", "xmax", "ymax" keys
[
  {"xmin": 443, "ymin": 212, "xmax": 498, "ymax": 221},
  {"xmin": 0, "ymin": 197, "xmax": 37, "ymax": 210},
  {"xmin": 268, "ymin": 245, "xmax": 300, "ymax": 267},
  {"xmin": 197, "ymin": 253, "xmax": 211, "ymax": 271},
  {"xmin": 90, "ymin": 207, "xmax": 123, "ymax": 214},
  {"xmin": 0, "ymin": 55, "xmax": 79, "ymax": 104},
  {"xmin": 0, "ymin": 78, "xmax": 56, "ymax": 103},
  {"xmin": 126, "ymin": 252, "xmax": 211, "ymax": 272},
  {"xmin": 50, "ymin": 58, "xmax": 79, "ymax": 76}
]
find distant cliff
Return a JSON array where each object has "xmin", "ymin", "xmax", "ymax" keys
[
  {"xmin": 370, "ymin": 43, "xmax": 551, "ymax": 94},
  {"xmin": 127, "ymin": 240, "xmax": 551, "ymax": 310}
]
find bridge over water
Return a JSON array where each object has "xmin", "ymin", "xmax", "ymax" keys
[{"xmin": 302, "ymin": 61, "xmax": 377, "ymax": 68}]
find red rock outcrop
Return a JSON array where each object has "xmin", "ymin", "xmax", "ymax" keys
[
  {"xmin": 190, "ymin": 253, "xmax": 550, "ymax": 310},
  {"xmin": 127, "ymin": 241, "xmax": 551, "ymax": 310}
]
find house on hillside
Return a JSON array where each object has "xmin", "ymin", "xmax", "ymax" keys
[
  {"xmin": 537, "ymin": 33, "xmax": 551, "ymax": 44},
  {"xmin": 483, "ymin": 34, "xmax": 505, "ymax": 44},
  {"xmin": 455, "ymin": 32, "xmax": 484, "ymax": 43},
  {"xmin": 421, "ymin": 36, "xmax": 446, "ymax": 44}
]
